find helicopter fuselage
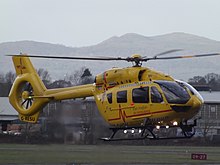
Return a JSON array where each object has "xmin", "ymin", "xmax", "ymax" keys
[
  {"xmin": 9, "ymin": 56, "xmax": 203, "ymax": 130},
  {"xmin": 8, "ymin": 52, "xmax": 218, "ymax": 140},
  {"xmin": 94, "ymin": 66, "xmax": 203, "ymax": 127}
]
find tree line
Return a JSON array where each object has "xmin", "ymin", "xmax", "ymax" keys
[
  {"xmin": 0, "ymin": 67, "xmax": 94, "ymax": 97},
  {"xmin": 1, "ymin": 70, "xmax": 220, "ymax": 97},
  {"xmin": 188, "ymin": 73, "xmax": 220, "ymax": 91}
]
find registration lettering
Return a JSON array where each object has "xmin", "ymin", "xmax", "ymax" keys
[{"xmin": 20, "ymin": 115, "xmax": 36, "ymax": 122}]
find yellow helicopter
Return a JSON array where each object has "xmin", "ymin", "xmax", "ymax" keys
[{"xmin": 8, "ymin": 51, "xmax": 220, "ymax": 140}]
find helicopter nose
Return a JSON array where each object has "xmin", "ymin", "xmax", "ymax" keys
[
  {"xmin": 186, "ymin": 96, "xmax": 203, "ymax": 117},
  {"xmin": 193, "ymin": 97, "xmax": 203, "ymax": 111},
  {"xmin": 170, "ymin": 96, "xmax": 203, "ymax": 113}
]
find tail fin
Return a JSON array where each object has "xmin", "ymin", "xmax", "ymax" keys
[{"xmin": 9, "ymin": 55, "xmax": 50, "ymax": 123}]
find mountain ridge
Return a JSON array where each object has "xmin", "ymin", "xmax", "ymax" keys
[
  {"xmin": 1, "ymin": 32, "xmax": 220, "ymax": 81},
  {"xmin": 1, "ymin": 32, "xmax": 220, "ymax": 55}
]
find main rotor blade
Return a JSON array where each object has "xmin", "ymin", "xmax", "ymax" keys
[
  {"xmin": 7, "ymin": 52, "xmax": 220, "ymax": 64},
  {"xmin": 150, "ymin": 53, "xmax": 220, "ymax": 60},
  {"xmin": 7, "ymin": 54, "xmax": 126, "ymax": 61},
  {"xmin": 154, "ymin": 49, "xmax": 183, "ymax": 57},
  {"xmin": 142, "ymin": 49, "xmax": 183, "ymax": 59}
]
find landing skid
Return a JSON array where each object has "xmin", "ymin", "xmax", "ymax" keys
[{"xmin": 101, "ymin": 120, "xmax": 196, "ymax": 141}]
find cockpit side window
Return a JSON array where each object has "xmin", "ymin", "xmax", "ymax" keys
[
  {"xmin": 117, "ymin": 90, "xmax": 127, "ymax": 103},
  {"xmin": 155, "ymin": 81, "xmax": 190, "ymax": 104},
  {"xmin": 175, "ymin": 80, "xmax": 204, "ymax": 103},
  {"xmin": 132, "ymin": 87, "xmax": 149, "ymax": 103},
  {"xmin": 151, "ymin": 87, "xmax": 163, "ymax": 103},
  {"xmin": 107, "ymin": 93, "xmax": 112, "ymax": 104}
]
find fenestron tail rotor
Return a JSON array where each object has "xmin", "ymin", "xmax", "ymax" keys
[{"xmin": 20, "ymin": 82, "xmax": 34, "ymax": 110}]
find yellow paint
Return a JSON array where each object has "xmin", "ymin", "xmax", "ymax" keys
[{"xmin": 9, "ymin": 56, "xmax": 203, "ymax": 127}]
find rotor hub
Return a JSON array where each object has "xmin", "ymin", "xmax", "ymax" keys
[
  {"xmin": 131, "ymin": 54, "xmax": 143, "ymax": 67},
  {"xmin": 131, "ymin": 54, "xmax": 142, "ymax": 59},
  {"xmin": 22, "ymin": 91, "xmax": 31, "ymax": 100}
]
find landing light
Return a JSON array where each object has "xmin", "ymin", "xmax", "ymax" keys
[
  {"xmin": 173, "ymin": 121, "xmax": 178, "ymax": 126},
  {"xmin": 131, "ymin": 129, "xmax": 135, "ymax": 134}
]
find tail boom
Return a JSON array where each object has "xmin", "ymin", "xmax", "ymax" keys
[{"xmin": 45, "ymin": 84, "xmax": 94, "ymax": 100}]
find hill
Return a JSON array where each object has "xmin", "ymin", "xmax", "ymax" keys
[{"xmin": 1, "ymin": 32, "xmax": 220, "ymax": 81}]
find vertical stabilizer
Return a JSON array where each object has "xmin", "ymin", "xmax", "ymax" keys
[{"xmin": 9, "ymin": 55, "xmax": 50, "ymax": 123}]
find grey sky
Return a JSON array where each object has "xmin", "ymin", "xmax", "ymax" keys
[{"xmin": 1, "ymin": 0, "xmax": 220, "ymax": 47}]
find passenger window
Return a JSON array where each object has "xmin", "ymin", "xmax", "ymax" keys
[
  {"xmin": 132, "ymin": 87, "xmax": 149, "ymax": 103},
  {"xmin": 107, "ymin": 93, "xmax": 112, "ymax": 104},
  {"xmin": 151, "ymin": 87, "xmax": 163, "ymax": 103},
  {"xmin": 117, "ymin": 90, "xmax": 127, "ymax": 103}
]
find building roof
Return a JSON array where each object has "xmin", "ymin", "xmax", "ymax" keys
[
  {"xmin": 0, "ymin": 97, "xmax": 18, "ymax": 116},
  {"xmin": 199, "ymin": 91, "xmax": 220, "ymax": 103},
  {"xmin": 0, "ymin": 92, "xmax": 220, "ymax": 120}
]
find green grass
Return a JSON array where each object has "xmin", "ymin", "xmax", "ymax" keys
[{"xmin": 0, "ymin": 144, "xmax": 219, "ymax": 164}]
